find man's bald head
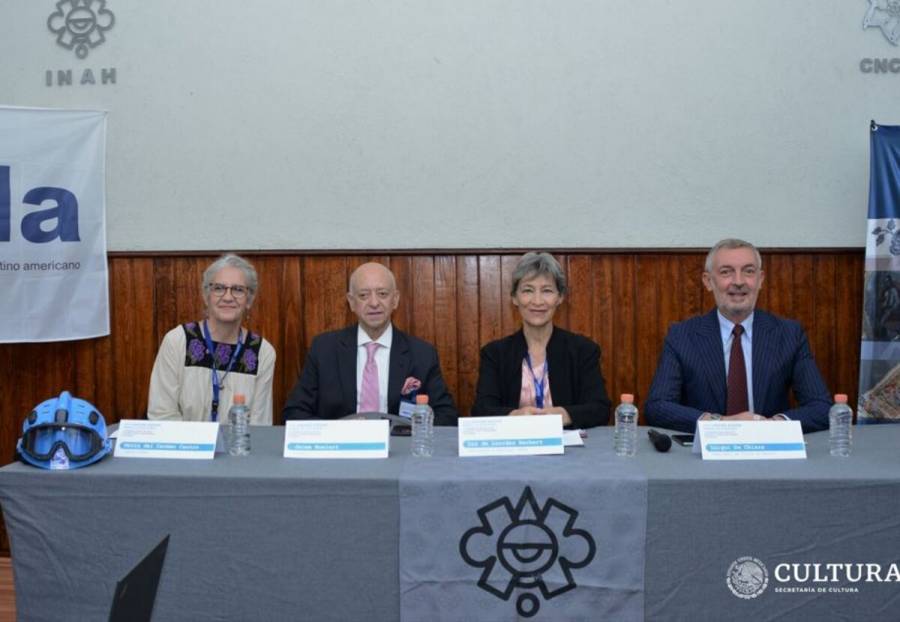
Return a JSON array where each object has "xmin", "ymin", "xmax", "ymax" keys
[
  {"xmin": 349, "ymin": 262, "xmax": 397, "ymax": 294},
  {"xmin": 347, "ymin": 263, "xmax": 400, "ymax": 339}
]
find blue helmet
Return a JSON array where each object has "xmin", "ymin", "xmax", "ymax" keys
[{"xmin": 17, "ymin": 391, "xmax": 111, "ymax": 470}]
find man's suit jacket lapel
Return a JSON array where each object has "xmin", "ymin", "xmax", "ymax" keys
[
  {"xmin": 388, "ymin": 328, "xmax": 410, "ymax": 412},
  {"xmin": 696, "ymin": 310, "xmax": 727, "ymax": 413},
  {"xmin": 338, "ymin": 326, "xmax": 358, "ymax": 414},
  {"xmin": 751, "ymin": 310, "xmax": 775, "ymax": 414}
]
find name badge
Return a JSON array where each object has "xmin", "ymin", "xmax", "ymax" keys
[
  {"xmin": 397, "ymin": 399, "xmax": 417, "ymax": 419},
  {"xmin": 284, "ymin": 420, "xmax": 390, "ymax": 459},
  {"xmin": 698, "ymin": 420, "xmax": 806, "ymax": 460},
  {"xmin": 458, "ymin": 415, "xmax": 564, "ymax": 457},
  {"xmin": 114, "ymin": 420, "xmax": 219, "ymax": 460}
]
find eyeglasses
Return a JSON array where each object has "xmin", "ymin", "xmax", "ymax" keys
[{"xmin": 208, "ymin": 283, "xmax": 251, "ymax": 299}]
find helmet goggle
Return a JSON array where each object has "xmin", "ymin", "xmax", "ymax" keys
[{"xmin": 17, "ymin": 391, "xmax": 111, "ymax": 470}]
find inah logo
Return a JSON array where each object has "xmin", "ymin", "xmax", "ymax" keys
[
  {"xmin": 727, "ymin": 557, "xmax": 769, "ymax": 599},
  {"xmin": 47, "ymin": 0, "xmax": 115, "ymax": 59},
  {"xmin": 864, "ymin": 0, "xmax": 900, "ymax": 45},
  {"xmin": 459, "ymin": 487, "xmax": 596, "ymax": 618}
]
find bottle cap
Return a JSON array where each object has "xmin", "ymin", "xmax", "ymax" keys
[
  {"xmin": 620, "ymin": 393, "xmax": 634, "ymax": 403},
  {"xmin": 233, "ymin": 394, "xmax": 246, "ymax": 405},
  {"xmin": 416, "ymin": 394, "xmax": 429, "ymax": 405},
  {"xmin": 834, "ymin": 394, "xmax": 848, "ymax": 403}
]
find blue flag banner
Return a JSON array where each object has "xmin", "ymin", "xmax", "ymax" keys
[{"xmin": 859, "ymin": 123, "xmax": 900, "ymax": 422}]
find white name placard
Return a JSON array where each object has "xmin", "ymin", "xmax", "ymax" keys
[
  {"xmin": 698, "ymin": 420, "xmax": 806, "ymax": 460},
  {"xmin": 114, "ymin": 420, "xmax": 219, "ymax": 460},
  {"xmin": 458, "ymin": 415, "xmax": 564, "ymax": 457},
  {"xmin": 284, "ymin": 420, "xmax": 390, "ymax": 459}
]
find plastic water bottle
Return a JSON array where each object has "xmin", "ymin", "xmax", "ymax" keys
[
  {"xmin": 614, "ymin": 393, "xmax": 638, "ymax": 457},
  {"xmin": 228, "ymin": 393, "xmax": 251, "ymax": 456},
  {"xmin": 411, "ymin": 394, "xmax": 434, "ymax": 457},
  {"xmin": 829, "ymin": 393, "xmax": 853, "ymax": 458}
]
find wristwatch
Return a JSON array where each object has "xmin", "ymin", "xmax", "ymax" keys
[{"xmin": 703, "ymin": 413, "xmax": 722, "ymax": 421}]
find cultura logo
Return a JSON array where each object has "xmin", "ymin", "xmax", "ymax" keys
[
  {"xmin": 459, "ymin": 487, "xmax": 595, "ymax": 618},
  {"xmin": 47, "ymin": 0, "xmax": 115, "ymax": 59},
  {"xmin": 864, "ymin": 0, "xmax": 900, "ymax": 45},
  {"xmin": 727, "ymin": 557, "xmax": 769, "ymax": 599}
]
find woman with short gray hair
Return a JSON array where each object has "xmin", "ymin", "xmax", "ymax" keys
[
  {"xmin": 148, "ymin": 254, "xmax": 275, "ymax": 424},
  {"xmin": 472, "ymin": 252, "xmax": 611, "ymax": 428}
]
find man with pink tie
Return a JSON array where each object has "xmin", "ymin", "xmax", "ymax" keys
[{"xmin": 282, "ymin": 262, "xmax": 458, "ymax": 425}]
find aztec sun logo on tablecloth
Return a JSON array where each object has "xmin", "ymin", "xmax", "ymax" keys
[{"xmin": 459, "ymin": 486, "xmax": 596, "ymax": 618}]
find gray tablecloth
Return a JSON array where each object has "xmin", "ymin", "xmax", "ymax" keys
[
  {"xmin": 399, "ymin": 434, "xmax": 646, "ymax": 622},
  {"xmin": 1, "ymin": 425, "xmax": 898, "ymax": 621}
]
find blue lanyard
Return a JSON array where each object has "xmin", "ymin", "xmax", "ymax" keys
[
  {"xmin": 524, "ymin": 352, "xmax": 548, "ymax": 409},
  {"xmin": 202, "ymin": 320, "xmax": 245, "ymax": 421}
]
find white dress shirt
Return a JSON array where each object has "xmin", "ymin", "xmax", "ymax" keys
[{"xmin": 356, "ymin": 323, "xmax": 392, "ymax": 413}]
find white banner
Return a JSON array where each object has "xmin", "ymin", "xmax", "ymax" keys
[{"xmin": 0, "ymin": 106, "xmax": 108, "ymax": 342}]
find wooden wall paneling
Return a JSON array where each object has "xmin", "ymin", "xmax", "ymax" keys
[
  {"xmin": 73, "ymin": 340, "xmax": 98, "ymax": 418},
  {"xmin": 247, "ymin": 256, "xmax": 290, "ymax": 423},
  {"xmin": 388, "ymin": 256, "xmax": 413, "ymax": 333},
  {"xmin": 110, "ymin": 258, "xmax": 157, "ymax": 420},
  {"xmin": 610, "ymin": 256, "xmax": 637, "ymax": 410},
  {"xmin": 786, "ymin": 254, "xmax": 817, "ymax": 405},
  {"xmin": 433, "ymin": 256, "xmax": 459, "ymax": 407},
  {"xmin": 302, "ymin": 257, "xmax": 350, "ymax": 345},
  {"xmin": 0, "ymin": 341, "xmax": 71, "ymax": 460},
  {"xmin": 757, "ymin": 253, "xmax": 799, "ymax": 316},
  {"xmin": 812, "ymin": 255, "xmax": 838, "ymax": 398},
  {"xmin": 792, "ymin": 255, "xmax": 816, "ymax": 333},
  {"xmin": 565, "ymin": 255, "xmax": 593, "ymax": 337},
  {"xmin": 151, "ymin": 257, "xmax": 178, "ymax": 345},
  {"xmin": 499, "ymin": 255, "xmax": 520, "ymax": 336},
  {"xmin": 82, "ymin": 333, "xmax": 113, "ymax": 427},
  {"xmin": 835, "ymin": 255, "xmax": 864, "ymax": 406},
  {"xmin": 634, "ymin": 255, "xmax": 665, "ymax": 415},
  {"xmin": 478, "ymin": 256, "xmax": 503, "ymax": 347},
  {"xmin": 410, "ymin": 256, "xmax": 435, "ymax": 343},
  {"xmin": 456, "ymin": 256, "xmax": 480, "ymax": 416},
  {"xmin": 683, "ymin": 254, "xmax": 707, "ymax": 319},
  {"xmin": 590, "ymin": 256, "xmax": 617, "ymax": 416},
  {"xmin": 276, "ymin": 257, "xmax": 303, "ymax": 424},
  {"xmin": 174, "ymin": 257, "xmax": 211, "ymax": 329}
]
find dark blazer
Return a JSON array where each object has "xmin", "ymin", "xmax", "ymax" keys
[
  {"xmin": 471, "ymin": 327, "xmax": 611, "ymax": 428},
  {"xmin": 282, "ymin": 325, "xmax": 458, "ymax": 426},
  {"xmin": 644, "ymin": 309, "xmax": 831, "ymax": 433}
]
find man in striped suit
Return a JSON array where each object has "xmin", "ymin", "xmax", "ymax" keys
[{"xmin": 645, "ymin": 238, "xmax": 831, "ymax": 434}]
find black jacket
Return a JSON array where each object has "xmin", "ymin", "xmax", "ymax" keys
[
  {"xmin": 282, "ymin": 325, "xmax": 458, "ymax": 426},
  {"xmin": 472, "ymin": 327, "xmax": 611, "ymax": 428}
]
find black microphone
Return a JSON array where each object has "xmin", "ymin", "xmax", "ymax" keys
[{"xmin": 648, "ymin": 429, "xmax": 672, "ymax": 453}]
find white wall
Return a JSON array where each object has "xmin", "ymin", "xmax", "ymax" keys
[{"xmin": 0, "ymin": 1, "xmax": 895, "ymax": 250}]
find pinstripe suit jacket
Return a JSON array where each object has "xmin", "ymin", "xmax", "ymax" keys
[{"xmin": 644, "ymin": 309, "xmax": 830, "ymax": 433}]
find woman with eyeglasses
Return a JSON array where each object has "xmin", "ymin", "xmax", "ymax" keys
[{"xmin": 147, "ymin": 254, "xmax": 275, "ymax": 423}]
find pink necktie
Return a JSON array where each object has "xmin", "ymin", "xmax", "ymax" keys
[{"xmin": 359, "ymin": 342, "xmax": 382, "ymax": 412}]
